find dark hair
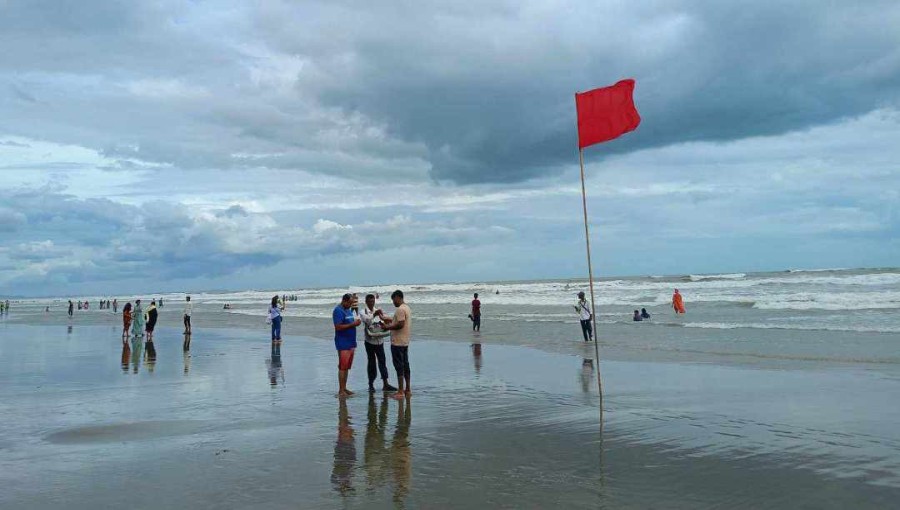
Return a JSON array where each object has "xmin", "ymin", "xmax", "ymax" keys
[
  {"xmin": 365, "ymin": 294, "xmax": 375, "ymax": 300},
  {"xmin": 391, "ymin": 289, "xmax": 403, "ymax": 300},
  {"xmin": 151, "ymin": 300, "xmax": 156, "ymax": 305},
  {"xmin": 271, "ymin": 295, "xmax": 279, "ymax": 307},
  {"xmin": 341, "ymin": 293, "xmax": 353, "ymax": 302},
  {"xmin": 186, "ymin": 296, "xmax": 191, "ymax": 301},
  {"xmin": 124, "ymin": 302, "xmax": 132, "ymax": 311},
  {"xmin": 474, "ymin": 293, "xmax": 479, "ymax": 298}
]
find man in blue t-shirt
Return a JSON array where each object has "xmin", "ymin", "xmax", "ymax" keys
[{"xmin": 333, "ymin": 293, "xmax": 360, "ymax": 397}]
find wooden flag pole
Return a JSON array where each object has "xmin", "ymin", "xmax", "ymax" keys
[{"xmin": 578, "ymin": 148, "xmax": 604, "ymax": 406}]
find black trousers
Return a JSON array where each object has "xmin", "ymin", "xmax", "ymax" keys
[
  {"xmin": 391, "ymin": 345, "xmax": 410, "ymax": 380},
  {"xmin": 183, "ymin": 315, "xmax": 191, "ymax": 331},
  {"xmin": 580, "ymin": 319, "xmax": 593, "ymax": 341},
  {"xmin": 364, "ymin": 341, "xmax": 390, "ymax": 384}
]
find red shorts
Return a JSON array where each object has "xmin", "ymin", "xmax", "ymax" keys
[{"xmin": 338, "ymin": 348, "xmax": 355, "ymax": 370}]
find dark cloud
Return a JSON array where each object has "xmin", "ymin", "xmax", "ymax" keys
[{"xmin": 1, "ymin": 1, "xmax": 897, "ymax": 185}]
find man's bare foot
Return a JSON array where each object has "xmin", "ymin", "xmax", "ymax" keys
[
  {"xmin": 344, "ymin": 389, "xmax": 354, "ymax": 396},
  {"xmin": 404, "ymin": 389, "xmax": 412, "ymax": 396}
]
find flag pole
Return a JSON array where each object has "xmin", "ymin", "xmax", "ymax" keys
[{"xmin": 578, "ymin": 147, "xmax": 604, "ymax": 406}]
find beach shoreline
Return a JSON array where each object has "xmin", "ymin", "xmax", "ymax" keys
[{"xmin": 1, "ymin": 323, "xmax": 898, "ymax": 508}]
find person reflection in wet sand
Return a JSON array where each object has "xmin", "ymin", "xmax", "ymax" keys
[
  {"xmin": 183, "ymin": 332, "xmax": 191, "ymax": 351},
  {"xmin": 364, "ymin": 394, "xmax": 390, "ymax": 490},
  {"xmin": 331, "ymin": 397, "xmax": 356, "ymax": 495},
  {"xmin": 144, "ymin": 339, "xmax": 157, "ymax": 373},
  {"xmin": 183, "ymin": 349, "xmax": 191, "ymax": 375},
  {"xmin": 266, "ymin": 342, "xmax": 284, "ymax": 387},
  {"xmin": 131, "ymin": 337, "xmax": 143, "ymax": 374},
  {"xmin": 391, "ymin": 396, "xmax": 412, "ymax": 505},
  {"xmin": 580, "ymin": 358, "xmax": 594, "ymax": 394},
  {"xmin": 471, "ymin": 342, "xmax": 483, "ymax": 374},
  {"xmin": 121, "ymin": 341, "xmax": 131, "ymax": 373}
]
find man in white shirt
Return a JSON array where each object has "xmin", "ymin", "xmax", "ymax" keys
[
  {"xmin": 360, "ymin": 294, "xmax": 396, "ymax": 392},
  {"xmin": 183, "ymin": 295, "xmax": 193, "ymax": 334},
  {"xmin": 574, "ymin": 291, "xmax": 593, "ymax": 342}
]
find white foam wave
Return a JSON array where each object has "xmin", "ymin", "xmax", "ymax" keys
[
  {"xmin": 688, "ymin": 273, "xmax": 747, "ymax": 281},
  {"xmin": 684, "ymin": 322, "xmax": 900, "ymax": 334}
]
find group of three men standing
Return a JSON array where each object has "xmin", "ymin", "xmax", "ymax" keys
[{"xmin": 333, "ymin": 290, "xmax": 412, "ymax": 399}]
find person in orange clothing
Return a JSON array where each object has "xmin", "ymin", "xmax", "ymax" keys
[
  {"xmin": 672, "ymin": 289, "xmax": 686, "ymax": 314},
  {"xmin": 122, "ymin": 302, "xmax": 133, "ymax": 339}
]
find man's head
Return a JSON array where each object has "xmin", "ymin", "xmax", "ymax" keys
[
  {"xmin": 474, "ymin": 293, "xmax": 479, "ymax": 299},
  {"xmin": 186, "ymin": 296, "xmax": 191, "ymax": 302},
  {"xmin": 391, "ymin": 289, "xmax": 404, "ymax": 307},
  {"xmin": 151, "ymin": 300, "xmax": 156, "ymax": 306},
  {"xmin": 578, "ymin": 291, "xmax": 585, "ymax": 299},
  {"xmin": 365, "ymin": 294, "xmax": 375, "ymax": 308},
  {"xmin": 136, "ymin": 299, "xmax": 141, "ymax": 305},
  {"xmin": 341, "ymin": 293, "xmax": 353, "ymax": 308}
]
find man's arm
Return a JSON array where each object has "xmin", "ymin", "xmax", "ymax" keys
[
  {"xmin": 334, "ymin": 320, "xmax": 360, "ymax": 332},
  {"xmin": 382, "ymin": 319, "xmax": 405, "ymax": 331}
]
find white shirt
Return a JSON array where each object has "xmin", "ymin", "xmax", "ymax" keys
[
  {"xmin": 575, "ymin": 299, "xmax": 592, "ymax": 321},
  {"xmin": 360, "ymin": 305, "xmax": 387, "ymax": 345},
  {"xmin": 184, "ymin": 302, "xmax": 193, "ymax": 317}
]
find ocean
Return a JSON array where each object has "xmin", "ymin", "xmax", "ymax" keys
[{"xmin": 8, "ymin": 267, "xmax": 900, "ymax": 367}]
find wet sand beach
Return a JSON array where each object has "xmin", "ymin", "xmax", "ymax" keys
[{"xmin": 1, "ymin": 323, "xmax": 898, "ymax": 508}]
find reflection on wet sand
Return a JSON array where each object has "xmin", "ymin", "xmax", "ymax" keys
[
  {"xmin": 580, "ymin": 358, "xmax": 594, "ymax": 394},
  {"xmin": 331, "ymin": 397, "xmax": 356, "ymax": 496},
  {"xmin": 391, "ymin": 396, "xmax": 412, "ymax": 506},
  {"xmin": 472, "ymin": 342, "xmax": 483, "ymax": 374},
  {"xmin": 266, "ymin": 341, "xmax": 284, "ymax": 387},
  {"xmin": 364, "ymin": 394, "xmax": 390, "ymax": 490},
  {"xmin": 130, "ymin": 337, "xmax": 143, "ymax": 374},
  {"xmin": 144, "ymin": 340, "xmax": 157, "ymax": 373},
  {"xmin": 121, "ymin": 341, "xmax": 131, "ymax": 373},
  {"xmin": 182, "ymin": 332, "xmax": 191, "ymax": 351},
  {"xmin": 183, "ymin": 350, "xmax": 191, "ymax": 375}
]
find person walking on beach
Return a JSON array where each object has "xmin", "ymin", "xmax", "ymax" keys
[
  {"xmin": 122, "ymin": 302, "xmax": 133, "ymax": 338},
  {"xmin": 113, "ymin": 299, "xmax": 118, "ymax": 313},
  {"xmin": 470, "ymin": 293, "xmax": 481, "ymax": 332},
  {"xmin": 132, "ymin": 299, "xmax": 145, "ymax": 338},
  {"xmin": 574, "ymin": 292, "xmax": 593, "ymax": 342},
  {"xmin": 183, "ymin": 296, "xmax": 193, "ymax": 334},
  {"xmin": 268, "ymin": 295, "xmax": 283, "ymax": 342},
  {"xmin": 145, "ymin": 300, "xmax": 159, "ymax": 342},
  {"xmin": 333, "ymin": 293, "xmax": 361, "ymax": 397},
  {"xmin": 382, "ymin": 290, "xmax": 412, "ymax": 400},
  {"xmin": 68, "ymin": 300, "xmax": 74, "ymax": 319},
  {"xmin": 672, "ymin": 289, "xmax": 686, "ymax": 314},
  {"xmin": 641, "ymin": 308, "xmax": 651, "ymax": 320},
  {"xmin": 360, "ymin": 294, "xmax": 396, "ymax": 392}
]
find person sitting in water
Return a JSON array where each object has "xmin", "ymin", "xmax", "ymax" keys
[
  {"xmin": 641, "ymin": 308, "xmax": 651, "ymax": 320},
  {"xmin": 632, "ymin": 310, "xmax": 643, "ymax": 322}
]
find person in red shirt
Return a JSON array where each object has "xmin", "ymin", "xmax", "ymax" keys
[{"xmin": 470, "ymin": 293, "xmax": 481, "ymax": 332}]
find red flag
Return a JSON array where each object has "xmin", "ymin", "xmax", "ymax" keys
[{"xmin": 575, "ymin": 79, "xmax": 641, "ymax": 149}]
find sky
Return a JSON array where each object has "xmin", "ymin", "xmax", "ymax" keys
[{"xmin": 1, "ymin": 0, "xmax": 899, "ymax": 297}]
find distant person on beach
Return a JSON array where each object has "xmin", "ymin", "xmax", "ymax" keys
[
  {"xmin": 68, "ymin": 300, "xmax": 74, "ymax": 318},
  {"xmin": 382, "ymin": 290, "xmax": 412, "ymax": 400},
  {"xmin": 672, "ymin": 289, "xmax": 686, "ymax": 314},
  {"xmin": 145, "ymin": 300, "xmax": 158, "ymax": 342},
  {"xmin": 641, "ymin": 308, "xmax": 651, "ymax": 320},
  {"xmin": 183, "ymin": 296, "xmax": 193, "ymax": 334},
  {"xmin": 470, "ymin": 293, "xmax": 481, "ymax": 332},
  {"xmin": 122, "ymin": 302, "xmax": 133, "ymax": 338},
  {"xmin": 333, "ymin": 293, "xmax": 361, "ymax": 397},
  {"xmin": 77, "ymin": 301, "xmax": 82, "ymax": 310},
  {"xmin": 113, "ymin": 299, "xmax": 118, "ymax": 313},
  {"xmin": 633, "ymin": 310, "xmax": 643, "ymax": 322},
  {"xmin": 268, "ymin": 295, "xmax": 283, "ymax": 342},
  {"xmin": 132, "ymin": 300, "xmax": 145, "ymax": 337},
  {"xmin": 574, "ymin": 292, "xmax": 593, "ymax": 342},
  {"xmin": 360, "ymin": 294, "xmax": 396, "ymax": 392}
]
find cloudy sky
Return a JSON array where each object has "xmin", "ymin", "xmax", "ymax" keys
[{"xmin": 1, "ymin": 0, "xmax": 898, "ymax": 297}]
